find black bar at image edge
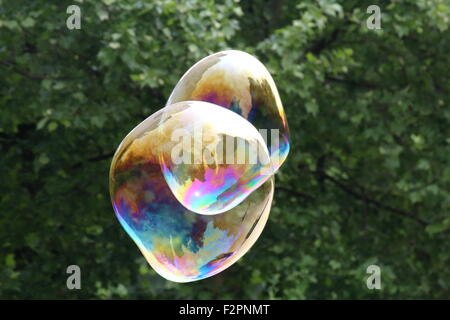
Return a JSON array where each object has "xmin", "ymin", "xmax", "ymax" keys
[{"xmin": 0, "ymin": 299, "xmax": 446, "ymax": 318}]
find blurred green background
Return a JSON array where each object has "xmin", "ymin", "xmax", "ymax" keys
[{"xmin": 1, "ymin": 0, "xmax": 449, "ymax": 299}]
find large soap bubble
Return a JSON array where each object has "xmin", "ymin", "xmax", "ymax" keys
[
  {"xmin": 110, "ymin": 50, "xmax": 289, "ymax": 282},
  {"xmin": 157, "ymin": 101, "xmax": 272, "ymax": 215},
  {"xmin": 167, "ymin": 50, "xmax": 290, "ymax": 171},
  {"xmin": 110, "ymin": 104, "xmax": 274, "ymax": 282}
]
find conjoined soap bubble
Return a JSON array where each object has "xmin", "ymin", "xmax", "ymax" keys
[
  {"xmin": 167, "ymin": 50, "xmax": 290, "ymax": 171},
  {"xmin": 110, "ymin": 50, "xmax": 290, "ymax": 282},
  {"xmin": 109, "ymin": 102, "xmax": 274, "ymax": 282},
  {"xmin": 157, "ymin": 101, "xmax": 272, "ymax": 215}
]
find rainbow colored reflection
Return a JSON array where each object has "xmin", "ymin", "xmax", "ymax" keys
[
  {"xmin": 167, "ymin": 50, "xmax": 290, "ymax": 171},
  {"xmin": 157, "ymin": 102, "xmax": 272, "ymax": 215},
  {"xmin": 110, "ymin": 104, "xmax": 274, "ymax": 282},
  {"xmin": 110, "ymin": 50, "xmax": 289, "ymax": 282}
]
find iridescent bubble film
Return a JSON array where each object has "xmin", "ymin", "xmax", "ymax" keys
[
  {"xmin": 167, "ymin": 50, "xmax": 290, "ymax": 171},
  {"xmin": 157, "ymin": 101, "xmax": 272, "ymax": 215},
  {"xmin": 110, "ymin": 103, "xmax": 274, "ymax": 282},
  {"xmin": 110, "ymin": 50, "xmax": 289, "ymax": 282}
]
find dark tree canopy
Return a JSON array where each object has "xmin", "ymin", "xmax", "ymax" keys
[{"xmin": 0, "ymin": 0, "xmax": 449, "ymax": 299}]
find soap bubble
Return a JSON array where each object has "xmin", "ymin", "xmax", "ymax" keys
[
  {"xmin": 109, "ymin": 105, "xmax": 274, "ymax": 282},
  {"xmin": 167, "ymin": 50, "xmax": 290, "ymax": 171},
  {"xmin": 110, "ymin": 50, "xmax": 290, "ymax": 282},
  {"xmin": 157, "ymin": 101, "xmax": 272, "ymax": 215}
]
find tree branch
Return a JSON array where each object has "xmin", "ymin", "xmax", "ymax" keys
[
  {"xmin": 325, "ymin": 75, "xmax": 380, "ymax": 90},
  {"xmin": 319, "ymin": 171, "xmax": 428, "ymax": 226},
  {"xmin": 0, "ymin": 60, "xmax": 49, "ymax": 80},
  {"xmin": 277, "ymin": 186, "xmax": 316, "ymax": 201},
  {"xmin": 71, "ymin": 151, "xmax": 115, "ymax": 169}
]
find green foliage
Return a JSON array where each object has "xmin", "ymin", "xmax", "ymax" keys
[{"xmin": 0, "ymin": 0, "xmax": 449, "ymax": 299}]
